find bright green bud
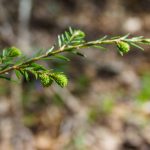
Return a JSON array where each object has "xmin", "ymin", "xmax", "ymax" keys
[
  {"xmin": 74, "ymin": 30, "xmax": 85, "ymax": 38},
  {"xmin": 50, "ymin": 73, "xmax": 68, "ymax": 88},
  {"xmin": 8, "ymin": 47, "xmax": 21, "ymax": 57},
  {"xmin": 117, "ymin": 41, "xmax": 130, "ymax": 55},
  {"xmin": 39, "ymin": 73, "xmax": 53, "ymax": 87}
]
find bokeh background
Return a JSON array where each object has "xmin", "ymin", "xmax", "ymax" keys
[{"xmin": 0, "ymin": 0, "xmax": 150, "ymax": 150}]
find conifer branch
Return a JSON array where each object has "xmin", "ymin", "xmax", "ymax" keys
[{"xmin": 0, "ymin": 28, "xmax": 149, "ymax": 87}]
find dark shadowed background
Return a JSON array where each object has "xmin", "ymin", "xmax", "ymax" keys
[{"xmin": 0, "ymin": 0, "xmax": 150, "ymax": 150}]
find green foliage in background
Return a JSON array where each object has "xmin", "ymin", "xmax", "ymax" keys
[
  {"xmin": 137, "ymin": 73, "xmax": 150, "ymax": 102},
  {"xmin": 88, "ymin": 97, "xmax": 115, "ymax": 123},
  {"xmin": 0, "ymin": 27, "xmax": 150, "ymax": 88}
]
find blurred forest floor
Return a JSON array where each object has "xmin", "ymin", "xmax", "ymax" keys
[{"xmin": 0, "ymin": 0, "xmax": 150, "ymax": 150}]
